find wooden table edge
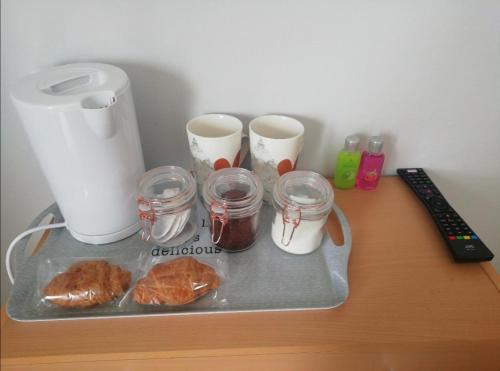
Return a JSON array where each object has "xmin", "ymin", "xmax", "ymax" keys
[{"xmin": 2, "ymin": 338, "xmax": 500, "ymax": 367}]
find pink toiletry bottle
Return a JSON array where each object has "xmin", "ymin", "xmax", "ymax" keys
[{"xmin": 356, "ymin": 136, "xmax": 385, "ymax": 190}]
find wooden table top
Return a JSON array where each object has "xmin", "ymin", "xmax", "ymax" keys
[{"xmin": 2, "ymin": 177, "xmax": 499, "ymax": 370}]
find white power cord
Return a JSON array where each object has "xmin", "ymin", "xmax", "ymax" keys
[{"xmin": 6, "ymin": 222, "xmax": 67, "ymax": 284}]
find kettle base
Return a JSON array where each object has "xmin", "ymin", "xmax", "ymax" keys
[{"xmin": 68, "ymin": 223, "xmax": 140, "ymax": 245}]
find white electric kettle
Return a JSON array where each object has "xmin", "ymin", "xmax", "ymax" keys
[{"xmin": 11, "ymin": 63, "xmax": 145, "ymax": 244}]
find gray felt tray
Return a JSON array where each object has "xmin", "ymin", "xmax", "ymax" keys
[{"xmin": 7, "ymin": 201, "xmax": 351, "ymax": 321}]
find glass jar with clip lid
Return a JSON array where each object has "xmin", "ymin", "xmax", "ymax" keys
[
  {"xmin": 202, "ymin": 168, "xmax": 263, "ymax": 252},
  {"xmin": 271, "ymin": 171, "xmax": 334, "ymax": 254},
  {"xmin": 137, "ymin": 166, "xmax": 197, "ymax": 247}
]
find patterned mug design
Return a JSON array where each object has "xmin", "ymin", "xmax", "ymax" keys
[
  {"xmin": 213, "ymin": 150, "xmax": 242, "ymax": 171},
  {"xmin": 277, "ymin": 158, "xmax": 298, "ymax": 176}
]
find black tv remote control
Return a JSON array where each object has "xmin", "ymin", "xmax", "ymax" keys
[{"xmin": 397, "ymin": 168, "xmax": 494, "ymax": 262}]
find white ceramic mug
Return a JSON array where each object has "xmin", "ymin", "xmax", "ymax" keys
[
  {"xmin": 249, "ymin": 115, "xmax": 305, "ymax": 203},
  {"xmin": 186, "ymin": 114, "xmax": 248, "ymax": 186}
]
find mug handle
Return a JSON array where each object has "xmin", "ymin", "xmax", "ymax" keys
[{"xmin": 240, "ymin": 132, "xmax": 249, "ymax": 164}]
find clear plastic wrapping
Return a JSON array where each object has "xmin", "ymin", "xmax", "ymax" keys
[
  {"xmin": 37, "ymin": 257, "xmax": 140, "ymax": 309},
  {"xmin": 133, "ymin": 257, "xmax": 221, "ymax": 305},
  {"xmin": 37, "ymin": 253, "xmax": 226, "ymax": 310},
  {"xmin": 122, "ymin": 252, "xmax": 227, "ymax": 308}
]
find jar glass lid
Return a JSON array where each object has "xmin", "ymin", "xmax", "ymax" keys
[
  {"xmin": 273, "ymin": 171, "xmax": 334, "ymax": 220},
  {"xmin": 202, "ymin": 168, "xmax": 263, "ymax": 218},
  {"xmin": 137, "ymin": 166, "xmax": 196, "ymax": 214}
]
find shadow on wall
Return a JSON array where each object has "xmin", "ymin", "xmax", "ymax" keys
[
  {"xmin": 54, "ymin": 60, "xmax": 194, "ymax": 169},
  {"xmin": 110, "ymin": 62, "xmax": 194, "ymax": 170},
  {"xmin": 378, "ymin": 131, "xmax": 396, "ymax": 174},
  {"xmin": 50, "ymin": 61, "xmax": 334, "ymax": 175},
  {"xmin": 292, "ymin": 115, "xmax": 332, "ymax": 176}
]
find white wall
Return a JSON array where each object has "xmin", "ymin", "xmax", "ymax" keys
[{"xmin": 2, "ymin": 0, "xmax": 500, "ymax": 304}]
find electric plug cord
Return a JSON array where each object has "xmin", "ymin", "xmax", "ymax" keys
[{"xmin": 6, "ymin": 222, "xmax": 67, "ymax": 284}]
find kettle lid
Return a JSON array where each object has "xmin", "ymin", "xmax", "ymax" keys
[{"xmin": 10, "ymin": 63, "xmax": 130, "ymax": 109}]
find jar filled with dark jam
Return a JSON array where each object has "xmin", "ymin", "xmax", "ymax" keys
[{"xmin": 202, "ymin": 168, "xmax": 263, "ymax": 252}]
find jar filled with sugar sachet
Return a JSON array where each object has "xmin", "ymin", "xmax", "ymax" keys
[
  {"xmin": 137, "ymin": 166, "xmax": 197, "ymax": 247},
  {"xmin": 272, "ymin": 171, "xmax": 334, "ymax": 254}
]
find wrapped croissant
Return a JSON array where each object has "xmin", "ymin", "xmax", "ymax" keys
[
  {"xmin": 43, "ymin": 260, "xmax": 131, "ymax": 308},
  {"xmin": 133, "ymin": 257, "xmax": 220, "ymax": 305}
]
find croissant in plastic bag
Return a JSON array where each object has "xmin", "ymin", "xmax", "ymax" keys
[
  {"xmin": 43, "ymin": 260, "xmax": 131, "ymax": 308},
  {"xmin": 133, "ymin": 257, "xmax": 220, "ymax": 305}
]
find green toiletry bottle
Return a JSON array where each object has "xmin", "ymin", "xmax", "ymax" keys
[{"xmin": 334, "ymin": 135, "xmax": 361, "ymax": 189}]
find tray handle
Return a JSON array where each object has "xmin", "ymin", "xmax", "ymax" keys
[
  {"xmin": 330, "ymin": 203, "xmax": 352, "ymax": 252},
  {"xmin": 322, "ymin": 203, "xmax": 352, "ymax": 297},
  {"xmin": 10, "ymin": 204, "xmax": 64, "ymax": 283}
]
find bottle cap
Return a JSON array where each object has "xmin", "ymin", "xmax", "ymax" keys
[
  {"xmin": 367, "ymin": 136, "xmax": 384, "ymax": 154},
  {"xmin": 344, "ymin": 135, "xmax": 360, "ymax": 152}
]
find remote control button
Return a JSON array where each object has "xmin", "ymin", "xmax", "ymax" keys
[
  {"xmin": 463, "ymin": 236, "xmax": 471, "ymax": 240},
  {"xmin": 420, "ymin": 189, "xmax": 434, "ymax": 197},
  {"xmin": 456, "ymin": 236, "xmax": 463, "ymax": 240},
  {"xmin": 430, "ymin": 197, "xmax": 448, "ymax": 211},
  {"xmin": 471, "ymin": 235, "xmax": 478, "ymax": 240},
  {"xmin": 449, "ymin": 236, "xmax": 456, "ymax": 240}
]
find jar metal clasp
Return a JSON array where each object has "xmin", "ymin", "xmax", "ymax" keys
[
  {"xmin": 210, "ymin": 202, "xmax": 228, "ymax": 244},
  {"xmin": 137, "ymin": 197, "xmax": 156, "ymax": 241},
  {"xmin": 281, "ymin": 204, "xmax": 301, "ymax": 246}
]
